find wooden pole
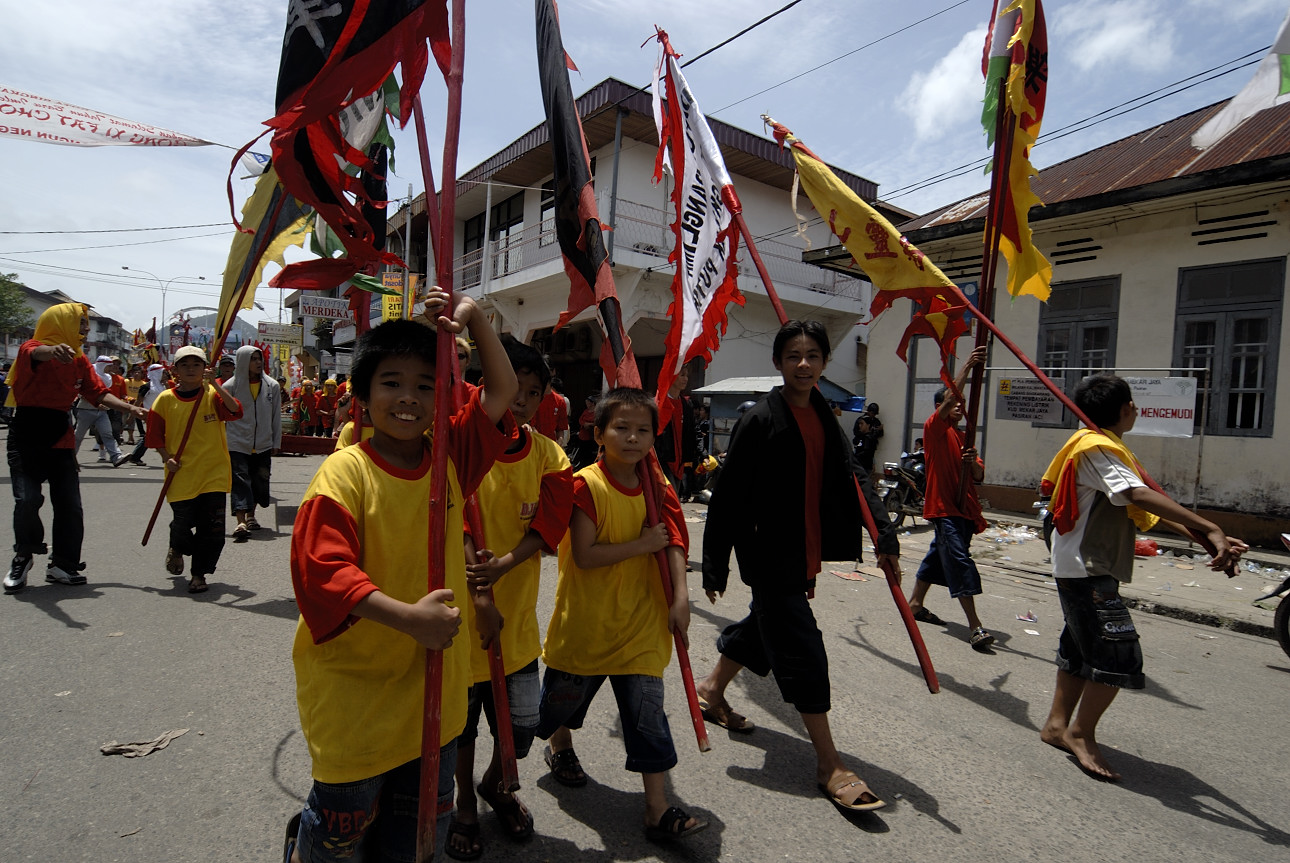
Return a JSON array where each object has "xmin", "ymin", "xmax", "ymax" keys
[
  {"xmin": 416, "ymin": 3, "xmax": 465, "ymax": 859},
  {"xmin": 726, "ymin": 187, "xmax": 939, "ymax": 692}
]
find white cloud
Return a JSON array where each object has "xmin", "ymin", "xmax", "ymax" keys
[
  {"xmin": 898, "ymin": 26, "xmax": 988, "ymax": 141},
  {"xmin": 1054, "ymin": 0, "xmax": 1177, "ymax": 73}
]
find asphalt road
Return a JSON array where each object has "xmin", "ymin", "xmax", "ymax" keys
[{"xmin": 2, "ymin": 447, "xmax": 1288, "ymax": 863}]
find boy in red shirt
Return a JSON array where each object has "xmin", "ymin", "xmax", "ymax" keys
[{"xmin": 905, "ymin": 346, "xmax": 994, "ymax": 648}]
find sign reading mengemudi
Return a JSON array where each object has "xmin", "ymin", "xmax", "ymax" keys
[
  {"xmin": 995, "ymin": 377, "xmax": 1063, "ymax": 424},
  {"xmin": 1124, "ymin": 376, "xmax": 1196, "ymax": 438},
  {"xmin": 257, "ymin": 322, "xmax": 304, "ymax": 345},
  {"xmin": 299, "ymin": 295, "xmax": 350, "ymax": 320}
]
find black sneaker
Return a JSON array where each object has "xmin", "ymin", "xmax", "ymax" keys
[{"xmin": 4, "ymin": 555, "xmax": 33, "ymax": 593}]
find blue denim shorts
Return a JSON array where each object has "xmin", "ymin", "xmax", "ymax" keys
[
  {"xmin": 1055, "ymin": 575, "xmax": 1145, "ymax": 689},
  {"xmin": 535, "ymin": 669, "xmax": 677, "ymax": 774},
  {"xmin": 294, "ymin": 742, "xmax": 456, "ymax": 863},
  {"xmin": 915, "ymin": 515, "xmax": 983, "ymax": 598},
  {"xmin": 460, "ymin": 659, "xmax": 539, "ymax": 758}
]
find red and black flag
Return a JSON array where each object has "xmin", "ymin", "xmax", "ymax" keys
[
  {"xmin": 266, "ymin": 1, "xmax": 449, "ymax": 291},
  {"xmin": 535, "ymin": 0, "xmax": 639, "ymax": 387}
]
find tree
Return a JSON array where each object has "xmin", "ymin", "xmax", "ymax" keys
[{"xmin": 0, "ymin": 273, "xmax": 37, "ymax": 338}]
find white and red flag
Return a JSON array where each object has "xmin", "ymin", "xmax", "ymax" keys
[
  {"xmin": 650, "ymin": 30, "xmax": 744, "ymax": 426},
  {"xmin": 0, "ymin": 86, "xmax": 211, "ymax": 147}
]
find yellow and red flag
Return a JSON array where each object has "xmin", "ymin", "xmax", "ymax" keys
[
  {"xmin": 765, "ymin": 117, "xmax": 969, "ymax": 374},
  {"xmin": 981, "ymin": 0, "xmax": 1051, "ymax": 302}
]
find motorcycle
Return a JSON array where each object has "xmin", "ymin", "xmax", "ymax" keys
[
  {"xmin": 1254, "ymin": 532, "xmax": 1290, "ymax": 659},
  {"xmin": 879, "ymin": 451, "xmax": 925, "ymax": 528},
  {"xmin": 693, "ymin": 453, "xmax": 723, "ymax": 505}
]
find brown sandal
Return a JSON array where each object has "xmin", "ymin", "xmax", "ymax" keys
[{"xmin": 820, "ymin": 772, "xmax": 886, "ymax": 812}]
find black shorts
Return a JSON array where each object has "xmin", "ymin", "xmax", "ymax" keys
[
  {"xmin": 716, "ymin": 589, "xmax": 830, "ymax": 714},
  {"xmin": 1055, "ymin": 575, "xmax": 1145, "ymax": 689}
]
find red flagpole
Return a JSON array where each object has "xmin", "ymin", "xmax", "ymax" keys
[
  {"xmin": 416, "ymin": 3, "xmax": 465, "ymax": 859},
  {"xmin": 141, "ymin": 191, "xmax": 290, "ymax": 546},
  {"xmin": 724, "ymin": 187, "xmax": 939, "ymax": 693}
]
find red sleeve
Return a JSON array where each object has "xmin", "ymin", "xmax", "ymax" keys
[
  {"xmin": 214, "ymin": 391, "xmax": 243, "ymax": 421},
  {"xmin": 290, "ymin": 495, "xmax": 380, "ymax": 644},
  {"xmin": 110, "ymin": 376, "xmax": 127, "ymax": 398},
  {"xmin": 530, "ymin": 467, "xmax": 574, "ymax": 553},
  {"xmin": 571, "ymin": 474, "xmax": 597, "ymax": 525},
  {"xmin": 659, "ymin": 482, "xmax": 690, "ymax": 555},
  {"xmin": 555, "ymin": 398, "xmax": 569, "ymax": 433},
  {"xmin": 448, "ymin": 387, "xmax": 516, "ymax": 496},
  {"xmin": 145, "ymin": 409, "xmax": 167, "ymax": 448}
]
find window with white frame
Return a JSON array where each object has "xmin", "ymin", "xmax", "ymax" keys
[
  {"xmin": 1172, "ymin": 257, "xmax": 1283, "ymax": 437},
  {"xmin": 1035, "ymin": 276, "xmax": 1119, "ymax": 427}
]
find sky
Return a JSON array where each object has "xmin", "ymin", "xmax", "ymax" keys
[{"xmin": 1, "ymin": 0, "xmax": 1287, "ymax": 335}]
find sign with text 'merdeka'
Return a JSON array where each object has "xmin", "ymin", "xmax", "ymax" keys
[{"xmin": 299, "ymin": 295, "xmax": 350, "ymax": 320}]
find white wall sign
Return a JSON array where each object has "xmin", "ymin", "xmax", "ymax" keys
[
  {"xmin": 995, "ymin": 377, "xmax": 1063, "ymax": 423},
  {"xmin": 257, "ymin": 322, "xmax": 304, "ymax": 345},
  {"xmin": 1124, "ymin": 376, "xmax": 1196, "ymax": 438}
]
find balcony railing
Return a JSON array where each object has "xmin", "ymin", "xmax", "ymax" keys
[{"xmin": 453, "ymin": 197, "xmax": 864, "ymax": 301}]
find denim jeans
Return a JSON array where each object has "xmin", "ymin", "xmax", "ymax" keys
[
  {"xmin": 229, "ymin": 450, "xmax": 273, "ymax": 513},
  {"xmin": 536, "ymin": 670, "xmax": 677, "ymax": 774},
  {"xmin": 460, "ymin": 659, "xmax": 540, "ymax": 757},
  {"xmin": 168, "ymin": 492, "xmax": 226, "ymax": 577},
  {"xmin": 7, "ymin": 436, "xmax": 83, "ymax": 569},
  {"xmin": 295, "ymin": 743, "xmax": 457, "ymax": 863}
]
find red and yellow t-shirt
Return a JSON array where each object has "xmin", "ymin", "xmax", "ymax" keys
[
  {"xmin": 146, "ymin": 386, "xmax": 242, "ymax": 502},
  {"xmin": 465, "ymin": 428, "xmax": 572, "ymax": 683},
  {"xmin": 10, "ymin": 339, "xmax": 108, "ymax": 448},
  {"xmin": 290, "ymin": 393, "xmax": 508, "ymax": 784},
  {"xmin": 542, "ymin": 462, "xmax": 687, "ymax": 679}
]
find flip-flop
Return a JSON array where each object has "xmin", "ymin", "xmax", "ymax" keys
[
  {"xmin": 188, "ymin": 575, "xmax": 208, "ymax": 594},
  {"xmin": 912, "ymin": 607, "xmax": 945, "ymax": 625},
  {"xmin": 697, "ymin": 696, "xmax": 755, "ymax": 734},
  {"xmin": 820, "ymin": 772, "xmax": 887, "ymax": 812},
  {"xmin": 645, "ymin": 806, "xmax": 708, "ymax": 842},
  {"xmin": 444, "ymin": 818, "xmax": 483, "ymax": 861},
  {"xmin": 543, "ymin": 745, "xmax": 587, "ymax": 787},
  {"xmin": 476, "ymin": 782, "xmax": 533, "ymax": 840},
  {"xmin": 970, "ymin": 627, "xmax": 996, "ymax": 649}
]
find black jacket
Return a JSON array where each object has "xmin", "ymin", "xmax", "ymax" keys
[{"xmin": 703, "ymin": 386, "xmax": 898, "ymax": 596}]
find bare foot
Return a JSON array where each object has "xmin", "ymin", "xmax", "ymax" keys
[
  {"xmin": 1039, "ymin": 722, "xmax": 1072, "ymax": 753},
  {"xmin": 1065, "ymin": 730, "xmax": 1121, "ymax": 781}
]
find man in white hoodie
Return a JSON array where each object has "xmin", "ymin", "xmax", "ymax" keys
[
  {"xmin": 225, "ymin": 345, "xmax": 282, "ymax": 540},
  {"xmin": 73, "ymin": 356, "xmax": 126, "ymax": 466}
]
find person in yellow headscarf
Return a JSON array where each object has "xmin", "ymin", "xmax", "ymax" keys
[
  {"xmin": 3, "ymin": 303, "xmax": 147, "ymax": 594},
  {"xmin": 1038, "ymin": 373, "xmax": 1246, "ymax": 782}
]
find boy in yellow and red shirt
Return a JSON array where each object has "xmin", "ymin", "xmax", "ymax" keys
[
  {"xmin": 447, "ymin": 337, "xmax": 572, "ymax": 859},
  {"xmin": 537, "ymin": 388, "xmax": 706, "ymax": 842},
  {"xmin": 145, "ymin": 345, "xmax": 242, "ymax": 594},
  {"xmin": 285, "ymin": 292, "xmax": 517, "ymax": 863}
]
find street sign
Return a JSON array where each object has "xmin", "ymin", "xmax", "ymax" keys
[
  {"xmin": 257, "ymin": 322, "xmax": 303, "ymax": 345},
  {"xmin": 299, "ymin": 295, "xmax": 350, "ymax": 320}
]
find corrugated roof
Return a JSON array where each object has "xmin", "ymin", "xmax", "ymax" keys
[{"xmin": 901, "ymin": 99, "xmax": 1290, "ymax": 235}]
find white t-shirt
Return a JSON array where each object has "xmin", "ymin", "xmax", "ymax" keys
[{"xmin": 1051, "ymin": 448, "xmax": 1145, "ymax": 580}]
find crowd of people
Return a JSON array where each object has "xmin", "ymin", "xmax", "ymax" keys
[{"xmin": 3, "ymin": 298, "xmax": 1250, "ymax": 861}]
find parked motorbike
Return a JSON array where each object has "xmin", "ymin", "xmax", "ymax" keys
[
  {"xmin": 1254, "ymin": 532, "xmax": 1290, "ymax": 659},
  {"xmin": 879, "ymin": 451, "xmax": 925, "ymax": 528}
]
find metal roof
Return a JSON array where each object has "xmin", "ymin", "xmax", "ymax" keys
[
  {"xmin": 694, "ymin": 375, "xmax": 855, "ymax": 401},
  {"xmin": 900, "ymin": 98, "xmax": 1290, "ymax": 237}
]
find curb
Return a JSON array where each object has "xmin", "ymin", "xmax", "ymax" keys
[{"xmin": 1121, "ymin": 596, "xmax": 1276, "ymax": 641}]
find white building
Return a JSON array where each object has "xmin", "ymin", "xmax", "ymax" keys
[
  {"xmin": 365, "ymin": 78, "xmax": 915, "ymax": 416},
  {"xmin": 807, "ymin": 99, "xmax": 1290, "ymax": 542}
]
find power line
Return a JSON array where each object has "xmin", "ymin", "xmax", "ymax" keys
[
  {"xmin": 0, "ymin": 231, "xmax": 229, "ymax": 254},
  {"xmin": 680, "ymin": 1, "xmax": 804, "ymax": 69},
  {"xmin": 0, "ymin": 223, "xmax": 228, "ymax": 235},
  {"xmin": 881, "ymin": 48, "xmax": 1268, "ymax": 202},
  {"xmin": 708, "ymin": 0, "xmax": 974, "ymax": 115}
]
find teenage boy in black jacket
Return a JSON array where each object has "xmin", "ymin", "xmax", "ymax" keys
[{"xmin": 697, "ymin": 320, "xmax": 899, "ymax": 813}]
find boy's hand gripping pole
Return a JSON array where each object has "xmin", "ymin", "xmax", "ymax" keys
[{"xmin": 639, "ymin": 452, "xmax": 711, "ymax": 753}]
